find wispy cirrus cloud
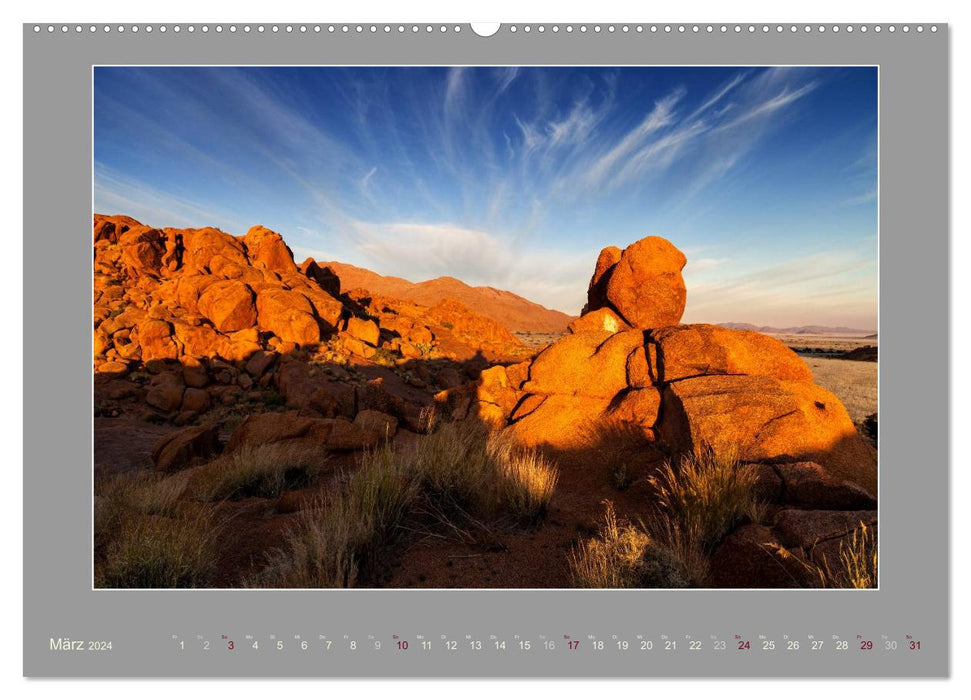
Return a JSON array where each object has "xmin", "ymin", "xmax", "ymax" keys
[{"xmin": 94, "ymin": 66, "xmax": 876, "ymax": 326}]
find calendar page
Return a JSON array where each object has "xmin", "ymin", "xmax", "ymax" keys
[{"xmin": 23, "ymin": 21, "xmax": 948, "ymax": 678}]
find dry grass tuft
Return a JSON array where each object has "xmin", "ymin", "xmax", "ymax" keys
[
  {"xmin": 411, "ymin": 420, "xmax": 558, "ymax": 521},
  {"xmin": 256, "ymin": 420, "xmax": 558, "ymax": 587},
  {"xmin": 187, "ymin": 443, "xmax": 327, "ymax": 501},
  {"xmin": 570, "ymin": 446, "xmax": 763, "ymax": 588},
  {"xmin": 95, "ymin": 507, "xmax": 221, "ymax": 588},
  {"xmin": 94, "ymin": 470, "xmax": 190, "ymax": 549},
  {"xmin": 649, "ymin": 446, "xmax": 763, "ymax": 549},
  {"xmin": 763, "ymin": 521, "xmax": 877, "ymax": 589},
  {"xmin": 493, "ymin": 447, "xmax": 559, "ymax": 521},
  {"xmin": 570, "ymin": 502, "xmax": 690, "ymax": 588},
  {"xmin": 835, "ymin": 522, "xmax": 878, "ymax": 588}
]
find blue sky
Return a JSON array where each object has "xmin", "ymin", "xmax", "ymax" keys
[{"xmin": 94, "ymin": 66, "xmax": 877, "ymax": 329}]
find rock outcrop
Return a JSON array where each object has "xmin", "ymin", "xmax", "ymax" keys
[
  {"xmin": 584, "ymin": 236, "xmax": 687, "ymax": 329},
  {"xmin": 457, "ymin": 235, "xmax": 876, "ymax": 498},
  {"xmin": 94, "ymin": 214, "xmax": 530, "ymax": 456}
]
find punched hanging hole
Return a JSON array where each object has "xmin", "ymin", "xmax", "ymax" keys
[{"xmin": 470, "ymin": 23, "xmax": 501, "ymax": 37}]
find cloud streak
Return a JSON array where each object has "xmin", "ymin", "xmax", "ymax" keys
[{"xmin": 94, "ymin": 66, "xmax": 877, "ymax": 326}]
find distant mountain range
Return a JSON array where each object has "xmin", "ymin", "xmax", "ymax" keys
[
  {"xmin": 319, "ymin": 261, "xmax": 576, "ymax": 334},
  {"xmin": 718, "ymin": 322, "xmax": 877, "ymax": 336}
]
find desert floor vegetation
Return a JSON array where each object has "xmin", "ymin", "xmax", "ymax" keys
[
  {"xmin": 94, "ymin": 470, "xmax": 222, "ymax": 588},
  {"xmin": 766, "ymin": 521, "xmax": 878, "ymax": 590},
  {"xmin": 261, "ymin": 420, "xmax": 558, "ymax": 587},
  {"xmin": 571, "ymin": 448, "xmax": 763, "ymax": 588},
  {"xmin": 186, "ymin": 443, "xmax": 328, "ymax": 502}
]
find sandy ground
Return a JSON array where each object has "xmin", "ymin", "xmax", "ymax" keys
[
  {"xmin": 773, "ymin": 333, "xmax": 876, "ymax": 354},
  {"xmin": 804, "ymin": 357, "xmax": 878, "ymax": 423}
]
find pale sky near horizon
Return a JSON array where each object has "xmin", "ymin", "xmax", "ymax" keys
[{"xmin": 94, "ymin": 66, "xmax": 878, "ymax": 330}]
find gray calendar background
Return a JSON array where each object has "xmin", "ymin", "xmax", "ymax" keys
[{"xmin": 23, "ymin": 22, "xmax": 949, "ymax": 677}]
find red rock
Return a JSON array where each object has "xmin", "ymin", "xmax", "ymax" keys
[
  {"xmin": 134, "ymin": 319, "xmax": 179, "ymax": 362},
  {"xmin": 772, "ymin": 461, "xmax": 877, "ymax": 510},
  {"xmin": 625, "ymin": 342, "xmax": 654, "ymax": 388},
  {"xmin": 568, "ymin": 307, "xmax": 630, "ymax": 335},
  {"xmin": 506, "ymin": 394, "xmax": 613, "ymax": 449},
  {"xmin": 298, "ymin": 288, "xmax": 343, "ymax": 332},
  {"xmin": 145, "ymin": 373, "xmax": 185, "ymax": 412},
  {"xmin": 475, "ymin": 365, "xmax": 522, "ymax": 425},
  {"xmin": 95, "ymin": 361, "xmax": 130, "ymax": 378},
  {"xmin": 659, "ymin": 375, "xmax": 877, "ymax": 494},
  {"xmin": 172, "ymin": 322, "xmax": 223, "ymax": 359},
  {"xmin": 606, "ymin": 388, "xmax": 661, "ymax": 436},
  {"xmin": 173, "ymin": 410, "xmax": 199, "ymax": 426},
  {"xmin": 175, "ymin": 274, "xmax": 218, "ymax": 314},
  {"xmin": 585, "ymin": 245, "xmax": 622, "ymax": 312},
  {"xmin": 243, "ymin": 225, "xmax": 298, "ymax": 274},
  {"xmin": 596, "ymin": 236, "xmax": 687, "ymax": 328},
  {"xmin": 308, "ymin": 381, "xmax": 356, "ymax": 418},
  {"xmin": 93, "ymin": 214, "xmax": 141, "ymax": 244},
  {"xmin": 182, "ymin": 357, "xmax": 209, "ymax": 388},
  {"xmin": 509, "ymin": 394, "xmax": 546, "ymax": 422},
  {"xmin": 181, "ymin": 387, "xmax": 211, "ymax": 413},
  {"xmin": 524, "ymin": 330, "xmax": 643, "ymax": 399},
  {"xmin": 222, "ymin": 328, "xmax": 262, "ymax": 363},
  {"xmin": 300, "ymin": 258, "xmax": 341, "ymax": 297},
  {"xmin": 709, "ymin": 524, "xmax": 816, "ymax": 588},
  {"xmin": 244, "ymin": 350, "xmax": 278, "ymax": 378},
  {"xmin": 256, "ymin": 288, "xmax": 321, "ymax": 346},
  {"xmin": 326, "ymin": 419, "xmax": 380, "ymax": 451},
  {"xmin": 342, "ymin": 336, "xmax": 377, "ymax": 359},
  {"xmin": 119, "ymin": 226, "xmax": 166, "ymax": 278},
  {"xmin": 197, "ymin": 280, "xmax": 257, "ymax": 333},
  {"xmin": 152, "ymin": 423, "xmax": 221, "ymax": 473},
  {"xmin": 653, "ymin": 324, "xmax": 813, "ymax": 383},
  {"xmin": 773, "ymin": 509, "xmax": 878, "ymax": 550},
  {"xmin": 225, "ymin": 413, "xmax": 326, "ymax": 452},
  {"xmin": 177, "ymin": 227, "xmax": 249, "ymax": 271},
  {"xmin": 344, "ymin": 317, "xmax": 380, "ymax": 346}
]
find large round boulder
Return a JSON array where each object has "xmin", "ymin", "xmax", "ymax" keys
[
  {"xmin": 659, "ymin": 374, "xmax": 877, "ymax": 493},
  {"xmin": 197, "ymin": 280, "xmax": 257, "ymax": 333},
  {"xmin": 591, "ymin": 236, "xmax": 687, "ymax": 329},
  {"xmin": 652, "ymin": 324, "xmax": 813, "ymax": 383},
  {"xmin": 255, "ymin": 288, "xmax": 321, "ymax": 346}
]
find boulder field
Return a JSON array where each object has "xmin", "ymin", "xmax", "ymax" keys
[{"xmin": 93, "ymin": 214, "xmax": 530, "ymax": 455}]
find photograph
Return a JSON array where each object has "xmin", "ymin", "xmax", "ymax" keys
[{"xmin": 92, "ymin": 65, "xmax": 878, "ymax": 589}]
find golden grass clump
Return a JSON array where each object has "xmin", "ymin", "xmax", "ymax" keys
[
  {"xmin": 569, "ymin": 502, "xmax": 689, "ymax": 588},
  {"xmin": 94, "ymin": 470, "xmax": 189, "ymax": 549},
  {"xmin": 187, "ymin": 443, "xmax": 327, "ymax": 501},
  {"xmin": 570, "ymin": 446, "xmax": 763, "ymax": 588},
  {"xmin": 411, "ymin": 420, "xmax": 558, "ymax": 521},
  {"xmin": 95, "ymin": 507, "xmax": 220, "ymax": 588},
  {"xmin": 258, "ymin": 420, "xmax": 558, "ymax": 587},
  {"xmin": 257, "ymin": 442, "xmax": 418, "ymax": 588},
  {"xmin": 836, "ymin": 522, "xmax": 878, "ymax": 588},
  {"xmin": 765, "ymin": 521, "xmax": 878, "ymax": 589},
  {"xmin": 494, "ymin": 446, "xmax": 559, "ymax": 521},
  {"xmin": 649, "ymin": 447, "xmax": 763, "ymax": 550},
  {"xmin": 262, "ymin": 499, "xmax": 359, "ymax": 588}
]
